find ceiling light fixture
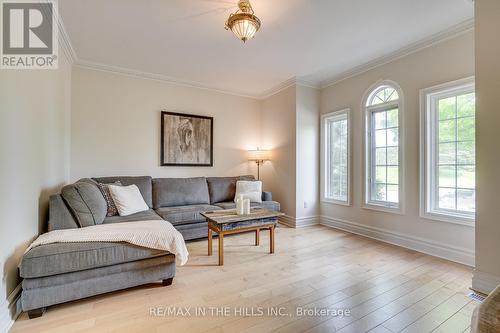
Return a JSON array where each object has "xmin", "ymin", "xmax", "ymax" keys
[{"xmin": 225, "ymin": 0, "xmax": 261, "ymax": 43}]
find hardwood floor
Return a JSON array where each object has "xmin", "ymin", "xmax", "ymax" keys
[{"xmin": 10, "ymin": 225, "xmax": 477, "ymax": 333}]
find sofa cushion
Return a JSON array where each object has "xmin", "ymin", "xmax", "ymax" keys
[
  {"xmin": 22, "ymin": 255, "xmax": 175, "ymax": 290},
  {"xmin": 155, "ymin": 204, "xmax": 221, "ymax": 225},
  {"xmin": 175, "ymin": 221, "xmax": 208, "ymax": 240},
  {"xmin": 93, "ymin": 176, "xmax": 153, "ymax": 208},
  {"xmin": 103, "ymin": 209, "xmax": 162, "ymax": 224},
  {"xmin": 61, "ymin": 179, "xmax": 107, "ymax": 227},
  {"xmin": 214, "ymin": 200, "xmax": 280, "ymax": 212},
  {"xmin": 152, "ymin": 177, "xmax": 210, "ymax": 208},
  {"xmin": 207, "ymin": 177, "xmax": 237, "ymax": 204},
  {"xmin": 48, "ymin": 194, "xmax": 80, "ymax": 231},
  {"xmin": 20, "ymin": 242, "xmax": 168, "ymax": 278},
  {"xmin": 206, "ymin": 175, "xmax": 255, "ymax": 204}
]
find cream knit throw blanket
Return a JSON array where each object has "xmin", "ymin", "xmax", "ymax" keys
[{"xmin": 25, "ymin": 220, "xmax": 189, "ymax": 265}]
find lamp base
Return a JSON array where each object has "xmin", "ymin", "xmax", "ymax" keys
[{"xmin": 256, "ymin": 160, "xmax": 262, "ymax": 180}]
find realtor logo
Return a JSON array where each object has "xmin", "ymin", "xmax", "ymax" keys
[{"xmin": 1, "ymin": 0, "xmax": 58, "ymax": 69}]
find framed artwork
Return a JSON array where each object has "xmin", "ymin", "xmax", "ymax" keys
[{"xmin": 160, "ymin": 111, "xmax": 213, "ymax": 166}]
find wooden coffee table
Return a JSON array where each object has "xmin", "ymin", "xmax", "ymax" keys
[{"xmin": 201, "ymin": 208, "xmax": 283, "ymax": 266}]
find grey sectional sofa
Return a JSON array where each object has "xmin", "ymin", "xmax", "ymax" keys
[{"xmin": 20, "ymin": 175, "xmax": 279, "ymax": 318}]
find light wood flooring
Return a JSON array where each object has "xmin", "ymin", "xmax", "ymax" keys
[{"xmin": 11, "ymin": 225, "xmax": 477, "ymax": 333}]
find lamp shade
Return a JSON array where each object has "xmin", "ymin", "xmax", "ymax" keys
[{"xmin": 248, "ymin": 149, "xmax": 270, "ymax": 161}]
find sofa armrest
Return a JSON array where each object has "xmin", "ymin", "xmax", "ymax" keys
[{"xmin": 262, "ymin": 191, "xmax": 273, "ymax": 201}]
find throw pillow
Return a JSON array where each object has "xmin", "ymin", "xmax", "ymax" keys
[
  {"xmin": 96, "ymin": 181, "xmax": 122, "ymax": 217},
  {"xmin": 108, "ymin": 184, "xmax": 149, "ymax": 216},
  {"xmin": 234, "ymin": 180, "xmax": 262, "ymax": 203}
]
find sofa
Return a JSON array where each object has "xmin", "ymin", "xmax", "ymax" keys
[{"xmin": 19, "ymin": 175, "xmax": 279, "ymax": 318}]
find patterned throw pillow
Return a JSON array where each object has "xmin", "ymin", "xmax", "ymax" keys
[{"xmin": 96, "ymin": 181, "xmax": 122, "ymax": 217}]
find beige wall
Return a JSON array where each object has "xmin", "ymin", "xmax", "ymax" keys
[
  {"xmin": 0, "ymin": 52, "xmax": 72, "ymax": 329},
  {"xmin": 320, "ymin": 31, "xmax": 475, "ymax": 265},
  {"xmin": 261, "ymin": 84, "xmax": 320, "ymax": 225},
  {"xmin": 473, "ymin": 0, "xmax": 500, "ymax": 294},
  {"xmin": 70, "ymin": 67, "xmax": 262, "ymax": 181},
  {"xmin": 260, "ymin": 86, "xmax": 297, "ymax": 220},
  {"xmin": 296, "ymin": 85, "xmax": 320, "ymax": 222}
]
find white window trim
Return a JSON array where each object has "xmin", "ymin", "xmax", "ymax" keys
[
  {"xmin": 320, "ymin": 108, "xmax": 352, "ymax": 206},
  {"xmin": 362, "ymin": 80, "xmax": 405, "ymax": 214},
  {"xmin": 419, "ymin": 76, "xmax": 475, "ymax": 227}
]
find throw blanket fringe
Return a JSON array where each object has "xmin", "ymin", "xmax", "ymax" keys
[{"xmin": 24, "ymin": 220, "xmax": 189, "ymax": 265}]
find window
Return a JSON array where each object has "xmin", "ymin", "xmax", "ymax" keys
[
  {"xmin": 364, "ymin": 83, "xmax": 403, "ymax": 211},
  {"xmin": 421, "ymin": 78, "xmax": 475, "ymax": 224},
  {"xmin": 321, "ymin": 109, "xmax": 350, "ymax": 204}
]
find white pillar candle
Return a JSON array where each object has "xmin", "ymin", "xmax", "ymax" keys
[
  {"xmin": 243, "ymin": 198, "xmax": 251, "ymax": 215},
  {"xmin": 236, "ymin": 196, "xmax": 244, "ymax": 215}
]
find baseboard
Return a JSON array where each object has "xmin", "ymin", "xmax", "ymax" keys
[
  {"xmin": 320, "ymin": 216, "xmax": 475, "ymax": 267},
  {"xmin": 472, "ymin": 270, "xmax": 500, "ymax": 295},
  {"xmin": 278, "ymin": 215, "xmax": 295, "ymax": 228},
  {"xmin": 279, "ymin": 215, "xmax": 320, "ymax": 228},
  {"xmin": 0, "ymin": 283, "xmax": 22, "ymax": 333},
  {"xmin": 295, "ymin": 216, "xmax": 320, "ymax": 228}
]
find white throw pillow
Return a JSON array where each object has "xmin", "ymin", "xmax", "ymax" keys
[
  {"xmin": 234, "ymin": 181, "xmax": 262, "ymax": 203},
  {"xmin": 108, "ymin": 184, "xmax": 149, "ymax": 216}
]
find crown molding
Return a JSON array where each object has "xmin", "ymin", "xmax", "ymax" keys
[
  {"xmin": 66, "ymin": 16, "xmax": 472, "ymax": 100},
  {"xmin": 258, "ymin": 77, "xmax": 320, "ymax": 100},
  {"xmin": 320, "ymin": 18, "xmax": 475, "ymax": 89},
  {"xmin": 258, "ymin": 77, "xmax": 297, "ymax": 99},
  {"xmin": 74, "ymin": 60, "xmax": 262, "ymax": 99},
  {"xmin": 40, "ymin": 0, "xmax": 77, "ymax": 64},
  {"xmin": 57, "ymin": 15, "xmax": 78, "ymax": 64},
  {"xmin": 296, "ymin": 79, "xmax": 321, "ymax": 90},
  {"xmin": 75, "ymin": 59, "xmax": 317, "ymax": 100}
]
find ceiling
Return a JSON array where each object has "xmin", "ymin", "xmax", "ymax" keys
[{"xmin": 60, "ymin": 0, "xmax": 474, "ymax": 98}]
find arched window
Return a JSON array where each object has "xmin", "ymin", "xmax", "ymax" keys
[
  {"xmin": 366, "ymin": 85, "xmax": 399, "ymax": 106},
  {"xmin": 364, "ymin": 82, "xmax": 403, "ymax": 211}
]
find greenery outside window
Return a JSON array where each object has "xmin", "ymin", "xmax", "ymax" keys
[
  {"xmin": 420, "ymin": 78, "xmax": 475, "ymax": 225},
  {"xmin": 321, "ymin": 109, "xmax": 350, "ymax": 205},
  {"xmin": 364, "ymin": 83, "xmax": 403, "ymax": 212}
]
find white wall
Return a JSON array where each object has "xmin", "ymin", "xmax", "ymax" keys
[
  {"xmin": 473, "ymin": 0, "xmax": 500, "ymax": 295},
  {"xmin": 0, "ymin": 52, "xmax": 72, "ymax": 331},
  {"xmin": 320, "ymin": 31, "xmax": 475, "ymax": 266},
  {"xmin": 295, "ymin": 85, "xmax": 320, "ymax": 224},
  {"xmin": 70, "ymin": 67, "xmax": 262, "ymax": 181},
  {"xmin": 260, "ymin": 84, "xmax": 320, "ymax": 226},
  {"xmin": 260, "ymin": 86, "xmax": 297, "ymax": 220}
]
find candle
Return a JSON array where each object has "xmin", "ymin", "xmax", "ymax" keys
[
  {"xmin": 236, "ymin": 195, "xmax": 244, "ymax": 215},
  {"xmin": 243, "ymin": 198, "xmax": 251, "ymax": 215}
]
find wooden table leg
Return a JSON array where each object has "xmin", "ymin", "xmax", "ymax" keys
[
  {"xmin": 270, "ymin": 225, "xmax": 275, "ymax": 254},
  {"xmin": 218, "ymin": 232, "xmax": 224, "ymax": 266},
  {"xmin": 255, "ymin": 228, "xmax": 260, "ymax": 246},
  {"xmin": 208, "ymin": 227, "xmax": 212, "ymax": 256}
]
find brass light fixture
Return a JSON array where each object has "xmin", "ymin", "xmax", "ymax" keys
[{"xmin": 225, "ymin": 0, "xmax": 261, "ymax": 43}]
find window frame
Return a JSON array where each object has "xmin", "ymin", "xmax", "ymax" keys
[
  {"xmin": 419, "ymin": 77, "xmax": 475, "ymax": 226},
  {"xmin": 320, "ymin": 108, "xmax": 352, "ymax": 206},
  {"xmin": 363, "ymin": 81, "xmax": 405, "ymax": 214}
]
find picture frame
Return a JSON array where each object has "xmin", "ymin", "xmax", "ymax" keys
[{"xmin": 160, "ymin": 111, "xmax": 214, "ymax": 166}]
